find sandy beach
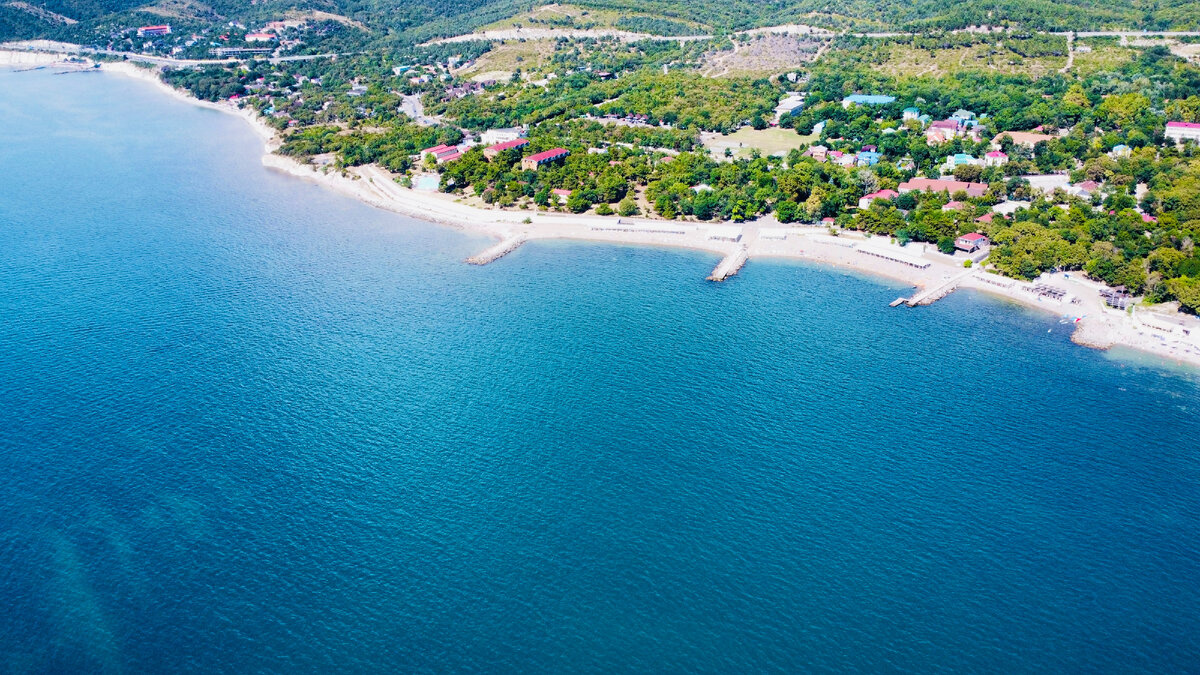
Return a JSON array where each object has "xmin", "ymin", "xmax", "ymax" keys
[{"xmin": 5, "ymin": 46, "xmax": 1200, "ymax": 369}]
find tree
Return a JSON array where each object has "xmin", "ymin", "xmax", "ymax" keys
[
  {"xmin": 1167, "ymin": 277, "xmax": 1200, "ymax": 313},
  {"xmin": 567, "ymin": 190, "xmax": 591, "ymax": 213},
  {"xmin": 937, "ymin": 236, "xmax": 956, "ymax": 254},
  {"xmin": 618, "ymin": 197, "xmax": 639, "ymax": 217},
  {"xmin": 776, "ymin": 200, "xmax": 799, "ymax": 223}
]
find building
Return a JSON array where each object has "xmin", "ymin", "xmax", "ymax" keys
[
  {"xmin": 858, "ymin": 189, "xmax": 898, "ymax": 210},
  {"xmin": 551, "ymin": 188, "xmax": 571, "ymax": 204},
  {"xmin": 1109, "ymin": 144, "xmax": 1131, "ymax": 158},
  {"xmin": 856, "ymin": 151, "xmax": 882, "ymax": 166},
  {"xmin": 1165, "ymin": 121, "xmax": 1200, "ymax": 144},
  {"xmin": 1069, "ymin": 180, "xmax": 1101, "ymax": 198},
  {"xmin": 955, "ymin": 232, "xmax": 989, "ymax": 252},
  {"xmin": 805, "ymin": 145, "xmax": 828, "ymax": 162},
  {"xmin": 950, "ymin": 109, "xmax": 976, "ymax": 124},
  {"xmin": 842, "ymin": 94, "xmax": 895, "ymax": 108},
  {"xmin": 480, "ymin": 127, "xmax": 526, "ymax": 145},
  {"xmin": 926, "ymin": 119, "xmax": 961, "ymax": 144},
  {"xmin": 943, "ymin": 200, "xmax": 967, "ymax": 212},
  {"xmin": 245, "ymin": 32, "xmax": 275, "ymax": 42},
  {"xmin": 774, "ymin": 93, "xmax": 807, "ymax": 122},
  {"xmin": 521, "ymin": 148, "xmax": 569, "ymax": 171},
  {"xmin": 421, "ymin": 144, "xmax": 456, "ymax": 160},
  {"xmin": 137, "ymin": 25, "xmax": 172, "ymax": 37},
  {"xmin": 898, "ymin": 177, "xmax": 988, "ymax": 198},
  {"xmin": 984, "ymin": 150, "xmax": 1009, "ymax": 166},
  {"xmin": 482, "ymin": 138, "xmax": 530, "ymax": 160},
  {"xmin": 902, "ymin": 107, "xmax": 920, "ymax": 121}
]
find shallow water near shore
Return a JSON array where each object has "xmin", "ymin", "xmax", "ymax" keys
[{"xmin": 3, "ymin": 68, "xmax": 1200, "ymax": 672}]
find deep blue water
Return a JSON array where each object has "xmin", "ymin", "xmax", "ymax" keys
[{"xmin": 2, "ymin": 68, "xmax": 1200, "ymax": 673}]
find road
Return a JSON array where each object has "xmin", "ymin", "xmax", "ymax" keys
[{"xmin": 1, "ymin": 39, "xmax": 343, "ymax": 67}]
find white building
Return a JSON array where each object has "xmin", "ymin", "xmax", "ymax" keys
[
  {"xmin": 480, "ymin": 127, "xmax": 527, "ymax": 145},
  {"xmin": 1165, "ymin": 122, "xmax": 1200, "ymax": 144}
]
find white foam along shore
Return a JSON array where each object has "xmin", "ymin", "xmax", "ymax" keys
[{"xmin": 6, "ymin": 49, "xmax": 1200, "ymax": 370}]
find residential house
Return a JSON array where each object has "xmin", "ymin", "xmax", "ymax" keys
[
  {"xmin": 856, "ymin": 151, "xmax": 882, "ymax": 166},
  {"xmin": 984, "ymin": 150, "xmax": 1009, "ymax": 166},
  {"xmin": 858, "ymin": 189, "xmax": 898, "ymax": 210},
  {"xmin": 902, "ymin": 107, "xmax": 920, "ymax": 121},
  {"xmin": 955, "ymin": 232, "xmax": 989, "ymax": 252},
  {"xmin": 1109, "ymin": 144, "xmax": 1131, "ymax": 158}
]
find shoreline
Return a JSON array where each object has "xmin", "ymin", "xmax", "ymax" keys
[{"xmin": 5, "ymin": 48, "xmax": 1200, "ymax": 370}]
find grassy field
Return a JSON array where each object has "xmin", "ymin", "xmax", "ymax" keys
[
  {"xmin": 1072, "ymin": 45, "xmax": 1137, "ymax": 75},
  {"xmin": 701, "ymin": 126, "xmax": 817, "ymax": 159},
  {"xmin": 870, "ymin": 44, "xmax": 1067, "ymax": 79},
  {"xmin": 477, "ymin": 3, "xmax": 707, "ymax": 33},
  {"xmin": 458, "ymin": 39, "xmax": 555, "ymax": 81}
]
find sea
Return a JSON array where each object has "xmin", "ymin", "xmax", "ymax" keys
[{"xmin": 2, "ymin": 67, "xmax": 1200, "ymax": 673}]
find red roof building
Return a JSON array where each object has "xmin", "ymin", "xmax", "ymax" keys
[
  {"xmin": 137, "ymin": 25, "xmax": 172, "ymax": 36},
  {"xmin": 898, "ymin": 178, "xmax": 988, "ymax": 198},
  {"xmin": 482, "ymin": 138, "xmax": 530, "ymax": 160},
  {"xmin": 521, "ymin": 148, "xmax": 570, "ymax": 171},
  {"xmin": 955, "ymin": 232, "xmax": 989, "ymax": 252}
]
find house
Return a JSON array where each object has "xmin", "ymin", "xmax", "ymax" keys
[
  {"xmin": 1070, "ymin": 180, "xmax": 1101, "ymax": 198},
  {"xmin": 902, "ymin": 107, "xmax": 920, "ymax": 121},
  {"xmin": 858, "ymin": 189, "xmax": 898, "ymax": 209},
  {"xmin": 774, "ymin": 93, "xmax": 807, "ymax": 122},
  {"xmin": 1165, "ymin": 121, "xmax": 1200, "ymax": 144},
  {"xmin": 925, "ymin": 120, "xmax": 961, "ymax": 144},
  {"xmin": 1109, "ymin": 144, "xmax": 1131, "ymax": 158},
  {"xmin": 806, "ymin": 145, "xmax": 828, "ymax": 162},
  {"xmin": 482, "ymin": 138, "xmax": 529, "ymax": 160},
  {"xmin": 842, "ymin": 94, "xmax": 895, "ymax": 108},
  {"xmin": 832, "ymin": 151, "xmax": 856, "ymax": 167},
  {"xmin": 895, "ymin": 156, "xmax": 916, "ymax": 171},
  {"xmin": 991, "ymin": 130, "xmax": 1056, "ymax": 149},
  {"xmin": 856, "ymin": 151, "xmax": 882, "ymax": 166},
  {"xmin": 943, "ymin": 200, "xmax": 967, "ymax": 212},
  {"xmin": 985, "ymin": 150, "xmax": 1009, "ymax": 166},
  {"xmin": 347, "ymin": 84, "xmax": 368, "ymax": 97},
  {"xmin": 976, "ymin": 212, "xmax": 997, "ymax": 224},
  {"xmin": 245, "ymin": 32, "xmax": 275, "ymax": 42},
  {"xmin": 950, "ymin": 109, "xmax": 976, "ymax": 124},
  {"xmin": 551, "ymin": 188, "xmax": 571, "ymax": 204},
  {"xmin": 137, "ymin": 25, "xmax": 172, "ymax": 37},
  {"xmin": 480, "ymin": 127, "xmax": 526, "ymax": 145},
  {"xmin": 521, "ymin": 147, "xmax": 570, "ymax": 171},
  {"xmin": 436, "ymin": 151, "xmax": 462, "ymax": 164},
  {"xmin": 955, "ymin": 232, "xmax": 989, "ymax": 252},
  {"xmin": 898, "ymin": 178, "xmax": 988, "ymax": 198}
]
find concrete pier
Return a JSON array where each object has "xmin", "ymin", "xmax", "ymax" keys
[
  {"xmin": 902, "ymin": 269, "xmax": 974, "ymax": 306},
  {"xmin": 708, "ymin": 246, "xmax": 748, "ymax": 281},
  {"xmin": 466, "ymin": 236, "xmax": 525, "ymax": 265}
]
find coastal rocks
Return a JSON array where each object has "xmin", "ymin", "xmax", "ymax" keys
[{"xmin": 466, "ymin": 236, "xmax": 525, "ymax": 265}]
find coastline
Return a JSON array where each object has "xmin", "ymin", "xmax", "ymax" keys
[{"xmin": 5, "ymin": 48, "xmax": 1200, "ymax": 370}]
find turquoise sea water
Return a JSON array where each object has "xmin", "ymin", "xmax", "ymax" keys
[{"xmin": 2, "ymin": 68, "xmax": 1200, "ymax": 672}]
